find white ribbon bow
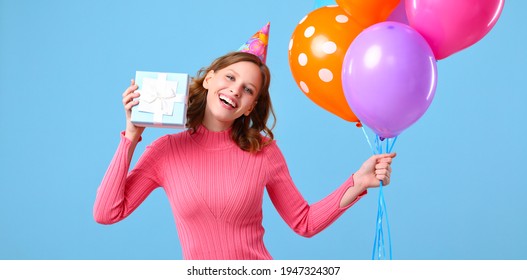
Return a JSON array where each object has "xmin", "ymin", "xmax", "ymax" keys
[{"xmin": 137, "ymin": 73, "xmax": 184, "ymax": 124}]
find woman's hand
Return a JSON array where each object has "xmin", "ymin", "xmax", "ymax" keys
[
  {"xmin": 122, "ymin": 79, "xmax": 145, "ymax": 142},
  {"xmin": 353, "ymin": 153, "xmax": 397, "ymax": 191}
]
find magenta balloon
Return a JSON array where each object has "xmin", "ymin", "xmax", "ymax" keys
[
  {"xmin": 342, "ymin": 22, "xmax": 437, "ymax": 139},
  {"xmin": 387, "ymin": 0, "xmax": 409, "ymax": 24},
  {"xmin": 405, "ymin": 0, "xmax": 505, "ymax": 60}
]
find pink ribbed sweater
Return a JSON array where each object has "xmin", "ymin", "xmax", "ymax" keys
[{"xmin": 93, "ymin": 125, "xmax": 366, "ymax": 260}]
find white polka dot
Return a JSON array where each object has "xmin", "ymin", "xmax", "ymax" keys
[
  {"xmin": 304, "ymin": 26, "xmax": 315, "ymax": 38},
  {"xmin": 300, "ymin": 81, "xmax": 309, "ymax": 93},
  {"xmin": 299, "ymin": 15, "xmax": 308, "ymax": 25},
  {"xmin": 322, "ymin": 41, "xmax": 337, "ymax": 54},
  {"xmin": 327, "ymin": 5, "xmax": 338, "ymax": 8},
  {"xmin": 336, "ymin": 15, "xmax": 349, "ymax": 23},
  {"xmin": 319, "ymin": 69, "xmax": 333, "ymax": 82},
  {"xmin": 298, "ymin": 53, "xmax": 308, "ymax": 66},
  {"xmin": 289, "ymin": 39, "xmax": 293, "ymax": 51}
]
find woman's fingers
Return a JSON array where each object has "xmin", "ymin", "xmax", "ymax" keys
[
  {"xmin": 375, "ymin": 159, "xmax": 393, "ymax": 185},
  {"xmin": 122, "ymin": 80, "xmax": 140, "ymax": 110},
  {"xmin": 122, "ymin": 79, "xmax": 136, "ymax": 96},
  {"xmin": 375, "ymin": 168, "xmax": 391, "ymax": 176},
  {"xmin": 123, "ymin": 92, "xmax": 139, "ymax": 108}
]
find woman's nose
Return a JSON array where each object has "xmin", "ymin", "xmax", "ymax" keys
[{"xmin": 230, "ymin": 86, "xmax": 241, "ymax": 96}]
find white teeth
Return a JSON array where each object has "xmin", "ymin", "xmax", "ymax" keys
[{"xmin": 219, "ymin": 94, "xmax": 236, "ymax": 108}]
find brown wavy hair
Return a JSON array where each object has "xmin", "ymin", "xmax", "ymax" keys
[{"xmin": 186, "ymin": 52, "xmax": 275, "ymax": 153}]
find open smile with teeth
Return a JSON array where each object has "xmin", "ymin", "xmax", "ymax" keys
[{"xmin": 219, "ymin": 94, "xmax": 238, "ymax": 109}]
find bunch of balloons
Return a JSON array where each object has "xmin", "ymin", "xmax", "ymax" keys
[
  {"xmin": 289, "ymin": 0, "xmax": 505, "ymax": 139},
  {"xmin": 290, "ymin": 0, "xmax": 505, "ymax": 260}
]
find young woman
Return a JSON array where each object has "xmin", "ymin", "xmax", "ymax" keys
[{"xmin": 93, "ymin": 50, "xmax": 396, "ymax": 260}]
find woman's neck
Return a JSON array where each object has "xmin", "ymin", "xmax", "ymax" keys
[
  {"xmin": 202, "ymin": 115, "xmax": 234, "ymax": 132},
  {"xmin": 190, "ymin": 125, "xmax": 235, "ymax": 150},
  {"xmin": 202, "ymin": 121, "xmax": 231, "ymax": 132}
]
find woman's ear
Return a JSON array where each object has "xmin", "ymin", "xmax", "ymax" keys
[{"xmin": 202, "ymin": 70, "xmax": 215, "ymax": 89}]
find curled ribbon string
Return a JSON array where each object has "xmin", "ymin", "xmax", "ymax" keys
[{"xmin": 361, "ymin": 127, "xmax": 397, "ymax": 260}]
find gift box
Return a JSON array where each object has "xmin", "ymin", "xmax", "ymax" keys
[{"xmin": 131, "ymin": 71, "xmax": 190, "ymax": 129}]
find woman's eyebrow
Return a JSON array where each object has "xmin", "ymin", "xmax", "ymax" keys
[{"xmin": 226, "ymin": 68, "xmax": 257, "ymax": 90}]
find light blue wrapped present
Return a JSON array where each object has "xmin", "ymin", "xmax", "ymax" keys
[{"xmin": 131, "ymin": 71, "xmax": 190, "ymax": 128}]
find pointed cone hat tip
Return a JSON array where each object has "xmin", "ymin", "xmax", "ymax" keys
[{"xmin": 237, "ymin": 22, "xmax": 270, "ymax": 64}]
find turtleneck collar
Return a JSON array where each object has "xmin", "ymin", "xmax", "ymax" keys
[{"xmin": 189, "ymin": 125, "xmax": 236, "ymax": 150}]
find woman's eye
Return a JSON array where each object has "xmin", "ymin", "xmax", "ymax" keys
[
  {"xmin": 226, "ymin": 75, "xmax": 234, "ymax": 81},
  {"xmin": 244, "ymin": 87, "xmax": 254, "ymax": 95}
]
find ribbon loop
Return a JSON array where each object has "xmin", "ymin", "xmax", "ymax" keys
[{"xmin": 137, "ymin": 73, "xmax": 182, "ymax": 124}]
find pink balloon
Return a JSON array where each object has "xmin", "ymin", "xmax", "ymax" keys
[
  {"xmin": 342, "ymin": 22, "xmax": 437, "ymax": 139},
  {"xmin": 387, "ymin": 0, "xmax": 408, "ymax": 24},
  {"xmin": 406, "ymin": 0, "xmax": 505, "ymax": 60}
]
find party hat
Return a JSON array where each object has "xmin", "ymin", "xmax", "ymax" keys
[{"xmin": 237, "ymin": 22, "xmax": 270, "ymax": 64}]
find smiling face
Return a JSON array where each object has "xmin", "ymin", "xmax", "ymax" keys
[{"xmin": 202, "ymin": 61, "xmax": 263, "ymax": 131}]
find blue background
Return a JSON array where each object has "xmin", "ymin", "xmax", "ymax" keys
[{"xmin": 1, "ymin": 0, "xmax": 525, "ymax": 260}]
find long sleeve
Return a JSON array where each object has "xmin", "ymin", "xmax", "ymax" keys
[
  {"xmin": 264, "ymin": 142, "xmax": 367, "ymax": 238},
  {"xmin": 93, "ymin": 127, "xmax": 367, "ymax": 259},
  {"xmin": 93, "ymin": 133, "xmax": 167, "ymax": 224}
]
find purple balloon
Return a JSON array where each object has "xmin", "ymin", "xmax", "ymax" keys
[{"xmin": 342, "ymin": 21, "xmax": 437, "ymax": 139}]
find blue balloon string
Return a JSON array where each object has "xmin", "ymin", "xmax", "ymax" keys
[
  {"xmin": 380, "ymin": 180, "xmax": 393, "ymax": 260},
  {"xmin": 361, "ymin": 127, "xmax": 375, "ymax": 154},
  {"xmin": 377, "ymin": 189, "xmax": 385, "ymax": 259},
  {"xmin": 362, "ymin": 128, "xmax": 397, "ymax": 260}
]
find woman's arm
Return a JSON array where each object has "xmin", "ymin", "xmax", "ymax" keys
[
  {"xmin": 340, "ymin": 153, "xmax": 396, "ymax": 207},
  {"xmin": 93, "ymin": 134, "xmax": 166, "ymax": 225},
  {"xmin": 92, "ymin": 80, "xmax": 161, "ymax": 224},
  {"xmin": 122, "ymin": 79, "xmax": 145, "ymax": 163},
  {"xmin": 265, "ymin": 142, "xmax": 395, "ymax": 237}
]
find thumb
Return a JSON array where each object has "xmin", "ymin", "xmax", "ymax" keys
[
  {"xmin": 378, "ymin": 152, "xmax": 396, "ymax": 158},
  {"xmin": 374, "ymin": 152, "xmax": 396, "ymax": 160}
]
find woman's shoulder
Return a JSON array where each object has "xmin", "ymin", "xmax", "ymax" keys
[
  {"xmin": 260, "ymin": 137, "xmax": 282, "ymax": 156},
  {"xmin": 259, "ymin": 138, "xmax": 290, "ymax": 174},
  {"xmin": 148, "ymin": 129, "xmax": 190, "ymax": 148}
]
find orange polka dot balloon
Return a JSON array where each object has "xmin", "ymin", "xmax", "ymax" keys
[
  {"xmin": 288, "ymin": 6, "xmax": 364, "ymax": 123},
  {"xmin": 336, "ymin": 0, "xmax": 400, "ymax": 28}
]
